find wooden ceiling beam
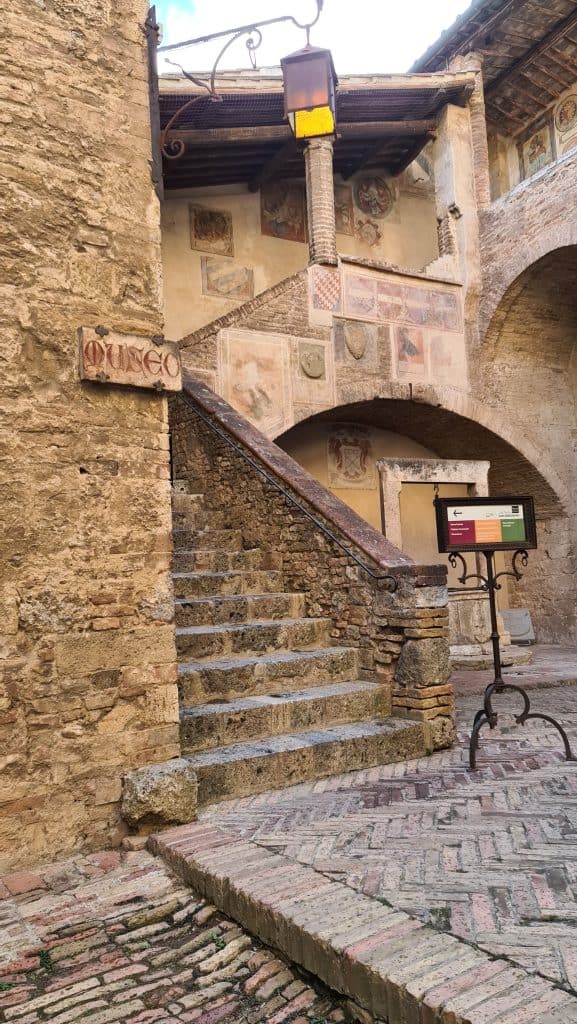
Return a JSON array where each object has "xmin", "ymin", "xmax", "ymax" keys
[
  {"xmin": 248, "ymin": 140, "xmax": 298, "ymax": 193},
  {"xmin": 163, "ymin": 119, "xmax": 442, "ymax": 149},
  {"xmin": 390, "ymin": 133, "xmax": 436, "ymax": 177},
  {"xmin": 486, "ymin": 7, "xmax": 577, "ymax": 98},
  {"xmin": 416, "ymin": 0, "xmax": 528, "ymax": 70}
]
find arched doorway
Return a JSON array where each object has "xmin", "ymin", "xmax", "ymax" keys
[
  {"xmin": 277, "ymin": 397, "xmax": 572, "ymax": 642},
  {"xmin": 479, "ymin": 245, "xmax": 577, "ymax": 643}
]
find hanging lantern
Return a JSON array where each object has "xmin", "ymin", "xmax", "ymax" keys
[{"xmin": 281, "ymin": 45, "xmax": 337, "ymax": 140}]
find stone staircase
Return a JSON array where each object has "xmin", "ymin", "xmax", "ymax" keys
[{"xmin": 172, "ymin": 489, "xmax": 426, "ymax": 806}]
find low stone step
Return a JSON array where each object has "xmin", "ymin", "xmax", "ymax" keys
[
  {"xmin": 172, "ymin": 528, "xmax": 243, "ymax": 552},
  {"xmin": 185, "ymin": 719, "xmax": 426, "ymax": 804},
  {"xmin": 178, "ymin": 646, "xmax": 359, "ymax": 703},
  {"xmin": 175, "ymin": 592, "xmax": 306, "ymax": 627},
  {"xmin": 172, "ymin": 493, "xmax": 230, "ymax": 531},
  {"xmin": 173, "ymin": 509, "xmax": 230, "ymax": 531},
  {"xmin": 172, "ymin": 492, "xmax": 204, "ymax": 514},
  {"xmin": 151, "ymin": 824, "xmax": 573, "ymax": 1024},
  {"xmin": 172, "ymin": 570, "xmax": 286, "ymax": 599},
  {"xmin": 173, "ymin": 549, "xmax": 265, "ymax": 573},
  {"xmin": 176, "ymin": 617, "xmax": 331, "ymax": 660},
  {"xmin": 180, "ymin": 680, "xmax": 388, "ymax": 753}
]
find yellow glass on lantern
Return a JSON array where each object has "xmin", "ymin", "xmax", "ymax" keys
[{"xmin": 281, "ymin": 45, "xmax": 337, "ymax": 140}]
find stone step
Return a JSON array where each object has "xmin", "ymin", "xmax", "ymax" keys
[
  {"xmin": 176, "ymin": 617, "xmax": 332, "ymax": 661},
  {"xmin": 171, "ymin": 492, "xmax": 204, "ymax": 514},
  {"xmin": 175, "ymin": 592, "xmax": 306, "ymax": 627},
  {"xmin": 185, "ymin": 719, "xmax": 426, "ymax": 804},
  {"xmin": 178, "ymin": 646, "xmax": 359, "ymax": 703},
  {"xmin": 172, "ymin": 508, "xmax": 230, "ymax": 531},
  {"xmin": 180, "ymin": 680, "xmax": 388, "ymax": 754},
  {"xmin": 172, "ymin": 492, "xmax": 230, "ymax": 531},
  {"xmin": 151, "ymin": 824, "xmax": 571, "ymax": 1024},
  {"xmin": 173, "ymin": 549, "xmax": 266, "ymax": 573},
  {"xmin": 172, "ymin": 570, "xmax": 286, "ymax": 599},
  {"xmin": 172, "ymin": 528, "xmax": 243, "ymax": 552}
]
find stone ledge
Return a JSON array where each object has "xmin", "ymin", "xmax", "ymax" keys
[{"xmin": 148, "ymin": 822, "xmax": 577, "ymax": 1024}]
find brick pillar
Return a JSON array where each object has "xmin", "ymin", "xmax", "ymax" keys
[
  {"xmin": 451, "ymin": 51, "xmax": 491, "ymax": 210},
  {"xmin": 304, "ymin": 138, "xmax": 338, "ymax": 265}
]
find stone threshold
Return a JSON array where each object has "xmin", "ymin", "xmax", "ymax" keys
[{"xmin": 149, "ymin": 822, "xmax": 577, "ymax": 1024}]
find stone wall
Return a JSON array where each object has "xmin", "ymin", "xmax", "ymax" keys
[
  {"xmin": 477, "ymin": 154, "xmax": 577, "ymax": 641},
  {"xmin": 0, "ymin": 0, "xmax": 179, "ymax": 869},
  {"xmin": 170, "ymin": 379, "xmax": 454, "ymax": 751}
]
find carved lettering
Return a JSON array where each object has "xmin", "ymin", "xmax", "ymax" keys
[
  {"xmin": 79, "ymin": 329, "xmax": 182, "ymax": 391},
  {"xmin": 143, "ymin": 349, "xmax": 162, "ymax": 376}
]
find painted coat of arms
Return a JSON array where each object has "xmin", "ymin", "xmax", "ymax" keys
[
  {"xmin": 354, "ymin": 175, "xmax": 395, "ymax": 220},
  {"xmin": 190, "ymin": 206, "xmax": 234, "ymax": 256},
  {"xmin": 328, "ymin": 426, "xmax": 376, "ymax": 489},
  {"xmin": 261, "ymin": 181, "xmax": 306, "ymax": 242}
]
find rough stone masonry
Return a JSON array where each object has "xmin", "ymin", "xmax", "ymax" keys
[{"xmin": 0, "ymin": 0, "xmax": 180, "ymax": 870}]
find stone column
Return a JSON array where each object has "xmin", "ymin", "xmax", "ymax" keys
[
  {"xmin": 451, "ymin": 51, "xmax": 492, "ymax": 210},
  {"xmin": 304, "ymin": 138, "xmax": 338, "ymax": 265}
]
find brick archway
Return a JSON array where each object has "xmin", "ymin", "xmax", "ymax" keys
[{"xmin": 479, "ymin": 155, "xmax": 577, "ymax": 339}]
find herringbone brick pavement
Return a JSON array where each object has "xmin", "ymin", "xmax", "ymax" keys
[{"xmin": 201, "ymin": 685, "xmax": 577, "ymax": 994}]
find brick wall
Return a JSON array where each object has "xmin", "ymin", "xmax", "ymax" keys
[
  {"xmin": 477, "ymin": 153, "xmax": 577, "ymax": 642},
  {"xmin": 0, "ymin": 0, "xmax": 179, "ymax": 869},
  {"xmin": 170, "ymin": 379, "xmax": 455, "ymax": 751}
]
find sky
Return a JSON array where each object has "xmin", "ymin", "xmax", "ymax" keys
[{"xmin": 154, "ymin": 0, "xmax": 473, "ymax": 78}]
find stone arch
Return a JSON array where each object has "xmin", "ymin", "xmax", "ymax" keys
[
  {"xmin": 278, "ymin": 394, "xmax": 566, "ymax": 519},
  {"xmin": 278, "ymin": 395, "xmax": 574, "ymax": 642},
  {"xmin": 280, "ymin": 386, "xmax": 569, "ymax": 519},
  {"xmin": 480, "ymin": 228, "xmax": 577, "ymax": 340}
]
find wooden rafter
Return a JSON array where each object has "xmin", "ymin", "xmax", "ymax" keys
[
  {"xmin": 340, "ymin": 120, "xmax": 438, "ymax": 180},
  {"xmin": 166, "ymin": 120, "xmax": 441, "ymax": 148},
  {"xmin": 248, "ymin": 140, "xmax": 297, "ymax": 193},
  {"xmin": 391, "ymin": 133, "xmax": 436, "ymax": 178},
  {"xmin": 414, "ymin": 0, "xmax": 529, "ymax": 70},
  {"xmin": 486, "ymin": 7, "xmax": 577, "ymax": 98}
]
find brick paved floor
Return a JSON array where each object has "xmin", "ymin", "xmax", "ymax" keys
[
  {"xmin": 200, "ymin": 684, "xmax": 577, "ymax": 995},
  {"xmin": 0, "ymin": 850, "xmax": 348, "ymax": 1023}
]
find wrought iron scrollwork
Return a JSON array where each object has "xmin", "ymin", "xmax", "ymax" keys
[
  {"xmin": 156, "ymin": 0, "xmax": 324, "ymax": 160},
  {"xmin": 493, "ymin": 548, "xmax": 529, "ymax": 589},
  {"xmin": 448, "ymin": 552, "xmax": 488, "ymax": 590},
  {"xmin": 457, "ymin": 547, "xmax": 575, "ymax": 770}
]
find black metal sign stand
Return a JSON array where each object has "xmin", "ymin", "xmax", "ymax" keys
[{"xmin": 449, "ymin": 548, "xmax": 575, "ymax": 770}]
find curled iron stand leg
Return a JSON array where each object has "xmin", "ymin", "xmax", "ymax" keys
[
  {"xmin": 469, "ymin": 711, "xmax": 490, "ymax": 770},
  {"xmin": 521, "ymin": 712, "xmax": 575, "ymax": 762}
]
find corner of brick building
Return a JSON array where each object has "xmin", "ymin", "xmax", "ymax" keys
[{"xmin": 0, "ymin": 0, "xmax": 179, "ymax": 870}]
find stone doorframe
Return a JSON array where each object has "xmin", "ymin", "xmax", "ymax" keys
[{"xmin": 376, "ymin": 458, "xmax": 490, "ymax": 549}]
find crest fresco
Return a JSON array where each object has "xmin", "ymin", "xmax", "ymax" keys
[
  {"xmin": 190, "ymin": 206, "xmax": 234, "ymax": 256},
  {"xmin": 353, "ymin": 175, "xmax": 395, "ymax": 220},
  {"xmin": 328, "ymin": 425, "xmax": 376, "ymax": 489},
  {"xmin": 261, "ymin": 181, "xmax": 306, "ymax": 243}
]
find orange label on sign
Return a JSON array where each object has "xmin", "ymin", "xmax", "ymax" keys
[{"xmin": 474, "ymin": 519, "xmax": 502, "ymax": 544}]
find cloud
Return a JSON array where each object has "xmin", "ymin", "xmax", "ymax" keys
[{"xmin": 156, "ymin": 0, "xmax": 472, "ymax": 76}]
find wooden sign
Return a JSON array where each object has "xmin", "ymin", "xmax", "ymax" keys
[
  {"xmin": 435, "ymin": 496, "xmax": 537, "ymax": 553},
  {"xmin": 79, "ymin": 328, "xmax": 182, "ymax": 392}
]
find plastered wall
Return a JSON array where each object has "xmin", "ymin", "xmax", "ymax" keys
[
  {"xmin": 279, "ymin": 421, "xmax": 436, "ymax": 531},
  {"xmin": 161, "ymin": 169, "xmax": 438, "ymax": 341},
  {"xmin": 488, "ymin": 80, "xmax": 577, "ymax": 200},
  {"xmin": 0, "ymin": 0, "xmax": 179, "ymax": 869}
]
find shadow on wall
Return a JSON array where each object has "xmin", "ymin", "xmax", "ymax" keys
[{"xmin": 277, "ymin": 398, "xmax": 574, "ymax": 644}]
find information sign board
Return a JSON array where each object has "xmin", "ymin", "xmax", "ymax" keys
[{"xmin": 434, "ymin": 496, "xmax": 537, "ymax": 553}]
